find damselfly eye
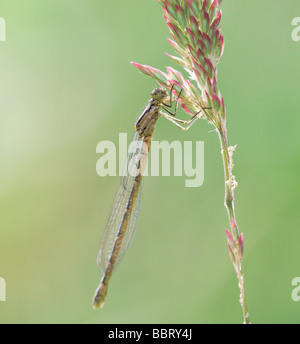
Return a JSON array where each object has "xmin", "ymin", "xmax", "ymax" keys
[{"xmin": 151, "ymin": 88, "xmax": 167, "ymax": 101}]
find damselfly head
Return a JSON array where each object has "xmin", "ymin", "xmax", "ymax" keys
[{"xmin": 151, "ymin": 88, "xmax": 168, "ymax": 102}]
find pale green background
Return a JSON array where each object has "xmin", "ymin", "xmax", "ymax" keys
[{"xmin": 0, "ymin": 0, "xmax": 299, "ymax": 324}]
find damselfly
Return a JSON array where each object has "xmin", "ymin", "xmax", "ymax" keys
[{"xmin": 93, "ymin": 86, "xmax": 203, "ymax": 308}]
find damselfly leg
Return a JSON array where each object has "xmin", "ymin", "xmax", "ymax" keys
[
  {"xmin": 161, "ymin": 85, "xmax": 211, "ymax": 131},
  {"xmin": 162, "ymin": 111, "xmax": 202, "ymax": 131}
]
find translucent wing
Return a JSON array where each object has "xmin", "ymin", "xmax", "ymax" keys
[{"xmin": 97, "ymin": 132, "xmax": 145, "ymax": 274}]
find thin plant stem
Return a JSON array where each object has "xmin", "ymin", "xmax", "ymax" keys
[{"xmin": 218, "ymin": 128, "xmax": 250, "ymax": 324}]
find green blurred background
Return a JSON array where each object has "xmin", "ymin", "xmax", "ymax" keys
[{"xmin": 0, "ymin": 0, "xmax": 300, "ymax": 324}]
